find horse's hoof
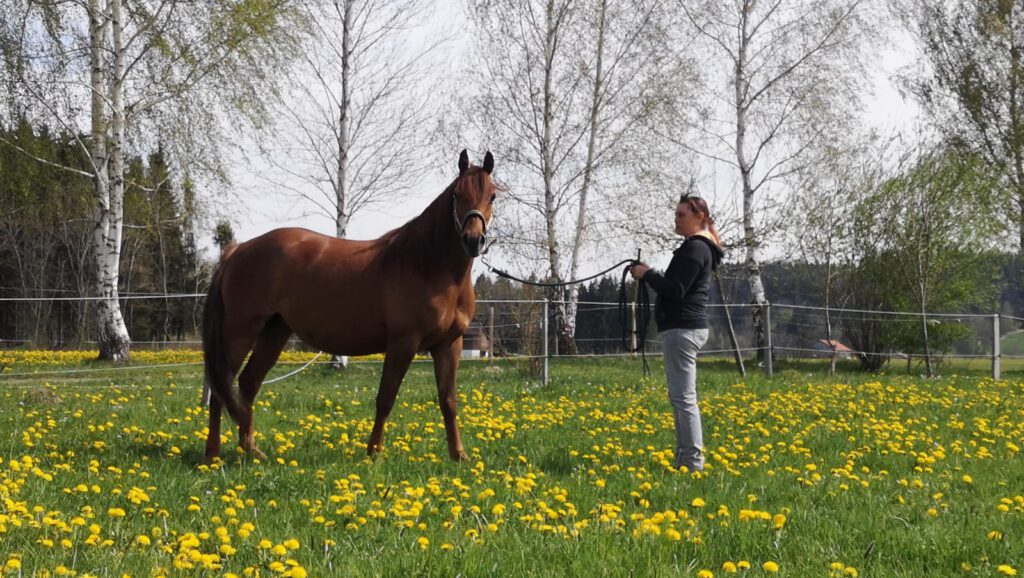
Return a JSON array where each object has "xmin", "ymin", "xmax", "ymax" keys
[
  {"xmin": 367, "ymin": 444, "xmax": 384, "ymax": 458},
  {"xmin": 450, "ymin": 451, "xmax": 470, "ymax": 462},
  {"xmin": 250, "ymin": 447, "xmax": 268, "ymax": 461}
]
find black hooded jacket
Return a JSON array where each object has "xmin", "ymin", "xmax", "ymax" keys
[{"xmin": 641, "ymin": 235, "xmax": 724, "ymax": 331}]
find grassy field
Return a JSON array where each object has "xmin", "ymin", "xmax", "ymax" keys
[
  {"xmin": 1002, "ymin": 331, "xmax": 1024, "ymax": 357},
  {"xmin": 0, "ymin": 353, "xmax": 1022, "ymax": 577}
]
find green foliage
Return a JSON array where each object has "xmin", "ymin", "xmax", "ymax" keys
[
  {"xmin": 214, "ymin": 220, "xmax": 235, "ymax": 251},
  {"xmin": 841, "ymin": 147, "xmax": 1006, "ymax": 370},
  {"xmin": 910, "ymin": 0, "xmax": 1024, "ymax": 249},
  {"xmin": 120, "ymin": 146, "xmax": 204, "ymax": 342},
  {"xmin": 0, "ymin": 120, "xmax": 205, "ymax": 346},
  {"xmin": 0, "ymin": 118, "xmax": 94, "ymax": 346}
]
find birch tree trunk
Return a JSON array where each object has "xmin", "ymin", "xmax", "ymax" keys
[
  {"xmin": 918, "ymin": 284, "xmax": 933, "ymax": 377},
  {"xmin": 541, "ymin": 0, "xmax": 568, "ymax": 355},
  {"xmin": 331, "ymin": 0, "xmax": 354, "ymax": 369},
  {"xmin": 335, "ymin": 0, "xmax": 352, "ymax": 240},
  {"xmin": 90, "ymin": 0, "xmax": 130, "ymax": 361},
  {"xmin": 559, "ymin": 0, "xmax": 610, "ymax": 357},
  {"xmin": 734, "ymin": 1, "xmax": 769, "ymax": 364}
]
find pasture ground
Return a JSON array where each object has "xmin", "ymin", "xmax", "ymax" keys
[{"xmin": 0, "ymin": 353, "xmax": 1022, "ymax": 577}]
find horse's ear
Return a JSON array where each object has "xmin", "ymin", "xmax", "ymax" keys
[
  {"xmin": 458, "ymin": 149, "xmax": 469, "ymax": 174},
  {"xmin": 483, "ymin": 151, "xmax": 494, "ymax": 174}
]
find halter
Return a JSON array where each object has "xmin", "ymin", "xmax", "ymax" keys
[{"xmin": 452, "ymin": 191, "xmax": 488, "ymax": 236}]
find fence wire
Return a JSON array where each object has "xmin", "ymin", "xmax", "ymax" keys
[{"xmin": 2, "ymin": 294, "xmax": 1022, "ymax": 381}]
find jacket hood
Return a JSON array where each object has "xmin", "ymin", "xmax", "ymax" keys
[{"xmin": 683, "ymin": 235, "xmax": 724, "ymax": 270}]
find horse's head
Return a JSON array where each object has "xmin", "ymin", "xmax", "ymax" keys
[{"xmin": 453, "ymin": 149, "xmax": 497, "ymax": 257}]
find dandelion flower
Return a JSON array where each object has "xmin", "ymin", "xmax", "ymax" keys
[{"xmin": 763, "ymin": 561, "xmax": 780, "ymax": 573}]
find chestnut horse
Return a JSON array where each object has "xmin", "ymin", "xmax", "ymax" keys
[{"xmin": 202, "ymin": 149, "xmax": 496, "ymax": 462}]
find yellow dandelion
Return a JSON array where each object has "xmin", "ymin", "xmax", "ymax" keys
[
  {"xmin": 997, "ymin": 565, "xmax": 1018, "ymax": 576},
  {"xmin": 763, "ymin": 561, "xmax": 780, "ymax": 573}
]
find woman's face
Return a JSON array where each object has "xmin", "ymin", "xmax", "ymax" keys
[{"xmin": 674, "ymin": 202, "xmax": 704, "ymax": 237}]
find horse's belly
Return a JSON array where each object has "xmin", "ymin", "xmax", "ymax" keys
[{"xmin": 283, "ymin": 302, "xmax": 388, "ymax": 356}]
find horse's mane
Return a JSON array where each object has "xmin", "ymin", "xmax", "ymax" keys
[
  {"xmin": 380, "ymin": 179, "xmax": 460, "ymax": 274},
  {"xmin": 382, "ymin": 166, "xmax": 492, "ymax": 274}
]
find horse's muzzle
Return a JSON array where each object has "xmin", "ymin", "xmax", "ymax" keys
[{"xmin": 462, "ymin": 233, "xmax": 486, "ymax": 257}]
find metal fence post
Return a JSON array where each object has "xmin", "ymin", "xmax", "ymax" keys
[
  {"xmin": 764, "ymin": 303, "xmax": 774, "ymax": 377},
  {"xmin": 543, "ymin": 298, "xmax": 550, "ymax": 385},
  {"xmin": 993, "ymin": 313, "xmax": 1001, "ymax": 381}
]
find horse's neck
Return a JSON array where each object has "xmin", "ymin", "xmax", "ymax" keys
[{"xmin": 388, "ymin": 189, "xmax": 472, "ymax": 277}]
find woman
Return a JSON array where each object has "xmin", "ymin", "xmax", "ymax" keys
[{"xmin": 629, "ymin": 194, "xmax": 723, "ymax": 473}]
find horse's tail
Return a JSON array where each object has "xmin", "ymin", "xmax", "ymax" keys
[{"xmin": 202, "ymin": 243, "xmax": 249, "ymax": 426}]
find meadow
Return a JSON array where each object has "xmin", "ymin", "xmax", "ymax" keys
[{"xmin": 0, "ymin": 352, "xmax": 1022, "ymax": 577}]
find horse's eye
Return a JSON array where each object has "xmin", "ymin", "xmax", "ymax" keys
[{"xmin": 490, "ymin": 194, "xmax": 496, "ymax": 203}]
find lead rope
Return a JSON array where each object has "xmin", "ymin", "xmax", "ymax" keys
[
  {"xmin": 480, "ymin": 256, "xmax": 651, "ymax": 374},
  {"xmin": 618, "ymin": 257, "xmax": 652, "ymax": 377}
]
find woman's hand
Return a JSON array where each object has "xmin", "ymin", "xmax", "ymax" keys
[{"xmin": 629, "ymin": 263, "xmax": 650, "ymax": 280}]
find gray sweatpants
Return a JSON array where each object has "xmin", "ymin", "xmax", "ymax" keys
[{"xmin": 661, "ymin": 327, "xmax": 709, "ymax": 472}]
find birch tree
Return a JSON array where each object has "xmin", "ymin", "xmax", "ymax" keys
[
  {"xmin": 257, "ymin": 0, "xmax": 444, "ymax": 240},
  {"xmin": 253, "ymin": 0, "xmax": 443, "ymax": 369},
  {"xmin": 462, "ymin": 0, "xmax": 683, "ymax": 354},
  {"xmin": 1, "ymin": 0, "xmax": 298, "ymax": 359},
  {"xmin": 678, "ymin": 0, "xmax": 873, "ymax": 362}
]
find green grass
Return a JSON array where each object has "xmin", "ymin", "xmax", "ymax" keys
[
  {"xmin": 1002, "ymin": 331, "xmax": 1024, "ymax": 357},
  {"xmin": 0, "ymin": 356, "xmax": 1022, "ymax": 577}
]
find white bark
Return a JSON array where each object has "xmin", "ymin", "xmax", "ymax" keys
[
  {"xmin": 465, "ymin": 0, "xmax": 672, "ymax": 355},
  {"xmin": 560, "ymin": 0, "xmax": 608, "ymax": 356},
  {"xmin": 335, "ymin": 0, "xmax": 353, "ymax": 239},
  {"xmin": 733, "ymin": 1, "xmax": 770, "ymax": 359},
  {"xmin": 682, "ymin": 0, "xmax": 870, "ymax": 361},
  {"xmin": 260, "ymin": 0, "xmax": 440, "ymax": 240},
  {"xmin": 90, "ymin": 0, "xmax": 130, "ymax": 360}
]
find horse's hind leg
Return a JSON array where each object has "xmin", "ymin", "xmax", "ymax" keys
[
  {"xmin": 367, "ymin": 340, "xmax": 417, "ymax": 457},
  {"xmin": 236, "ymin": 316, "xmax": 292, "ymax": 459},
  {"xmin": 204, "ymin": 320, "xmax": 262, "ymax": 462},
  {"xmin": 204, "ymin": 395, "xmax": 225, "ymax": 461}
]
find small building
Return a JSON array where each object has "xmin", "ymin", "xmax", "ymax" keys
[
  {"xmin": 812, "ymin": 339, "xmax": 854, "ymax": 359},
  {"xmin": 462, "ymin": 327, "xmax": 491, "ymax": 359}
]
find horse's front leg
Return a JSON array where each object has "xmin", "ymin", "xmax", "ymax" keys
[
  {"xmin": 431, "ymin": 337, "xmax": 469, "ymax": 462},
  {"xmin": 366, "ymin": 341, "xmax": 417, "ymax": 457}
]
